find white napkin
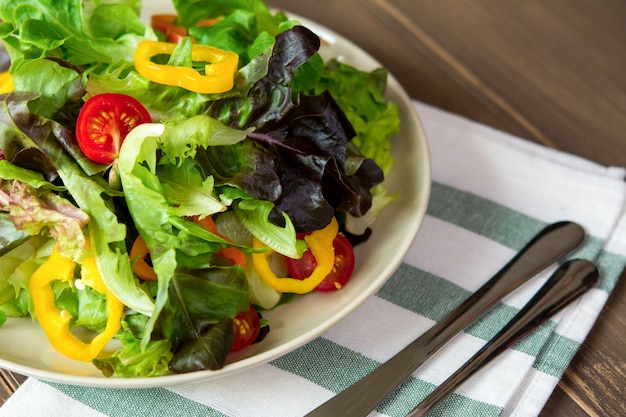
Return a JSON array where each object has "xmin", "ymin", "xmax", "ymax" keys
[{"xmin": 2, "ymin": 101, "xmax": 625, "ymax": 417}]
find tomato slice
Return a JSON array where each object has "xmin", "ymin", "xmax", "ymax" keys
[
  {"xmin": 285, "ymin": 233, "xmax": 355, "ymax": 292},
  {"xmin": 76, "ymin": 93, "xmax": 151, "ymax": 164},
  {"xmin": 151, "ymin": 14, "xmax": 188, "ymax": 43},
  {"xmin": 230, "ymin": 304, "xmax": 261, "ymax": 352}
]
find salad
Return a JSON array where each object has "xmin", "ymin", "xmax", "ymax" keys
[{"xmin": 0, "ymin": 0, "xmax": 400, "ymax": 377}]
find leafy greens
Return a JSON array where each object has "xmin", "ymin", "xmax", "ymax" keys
[{"xmin": 0, "ymin": 0, "xmax": 401, "ymax": 376}]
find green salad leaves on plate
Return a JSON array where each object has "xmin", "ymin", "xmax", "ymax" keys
[{"xmin": 0, "ymin": 0, "xmax": 400, "ymax": 377}]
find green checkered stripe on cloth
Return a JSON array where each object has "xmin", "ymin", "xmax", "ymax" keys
[{"xmin": 2, "ymin": 101, "xmax": 625, "ymax": 417}]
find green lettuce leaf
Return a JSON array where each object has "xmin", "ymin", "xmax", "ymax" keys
[
  {"xmin": 0, "ymin": 0, "xmax": 148, "ymax": 66},
  {"xmin": 153, "ymin": 267, "xmax": 248, "ymax": 373},
  {"xmin": 154, "ymin": 267, "xmax": 248, "ymax": 346},
  {"xmin": 0, "ymin": 159, "xmax": 64, "ymax": 191},
  {"xmin": 85, "ymin": 2, "xmax": 144, "ymax": 40},
  {"xmin": 188, "ymin": 9, "xmax": 278, "ymax": 67},
  {"xmin": 53, "ymin": 283, "xmax": 109, "ymax": 331},
  {"xmin": 94, "ymin": 330, "xmax": 173, "ymax": 378},
  {"xmin": 172, "ymin": 0, "xmax": 289, "ymax": 35},
  {"xmin": 58, "ymin": 161, "xmax": 155, "ymax": 315},
  {"xmin": 168, "ymin": 317, "xmax": 234, "ymax": 373},
  {"xmin": 8, "ymin": 58, "xmax": 82, "ymax": 119},
  {"xmin": 0, "ymin": 0, "xmax": 154, "ymax": 117},
  {"xmin": 0, "ymin": 212, "xmax": 27, "ymax": 257},
  {"xmin": 160, "ymin": 114, "xmax": 254, "ymax": 164},
  {"xmin": 0, "ymin": 235, "xmax": 51, "ymax": 318},
  {"xmin": 234, "ymin": 198, "xmax": 305, "ymax": 259},
  {"xmin": 0, "ymin": 236, "xmax": 52, "ymax": 317},
  {"xmin": 93, "ymin": 314, "xmax": 173, "ymax": 378}
]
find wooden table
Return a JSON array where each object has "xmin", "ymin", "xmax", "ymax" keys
[{"xmin": 2, "ymin": 1, "xmax": 625, "ymax": 416}]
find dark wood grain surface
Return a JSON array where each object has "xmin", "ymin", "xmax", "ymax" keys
[{"xmin": 1, "ymin": 1, "xmax": 625, "ymax": 416}]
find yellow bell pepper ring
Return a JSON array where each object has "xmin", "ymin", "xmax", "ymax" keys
[
  {"xmin": 0, "ymin": 71, "xmax": 14, "ymax": 93},
  {"xmin": 251, "ymin": 218, "xmax": 339, "ymax": 294},
  {"xmin": 29, "ymin": 240, "xmax": 125, "ymax": 362},
  {"xmin": 133, "ymin": 40, "xmax": 238, "ymax": 94}
]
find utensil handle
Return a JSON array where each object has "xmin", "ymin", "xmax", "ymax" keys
[
  {"xmin": 416, "ymin": 221, "xmax": 585, "ymax": 354},
  {"xmin": 407, "ymin": 259, "xmax": 599, "ymax": 417},
  {"xmin": 304, "ymin": 222, "xmax": 585, "ymax": 417}
]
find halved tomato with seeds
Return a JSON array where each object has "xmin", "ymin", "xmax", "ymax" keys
[
  {"xmin": 285, "ymin": 233, "xmax": 356, "ymax": 292},
  {"xmin": 76, "ymin": 93, "xmax": 152, "ymax": 164},
  {"xmin": 231, "ymin": 304, "xmax": 261, "ymax": 352}
]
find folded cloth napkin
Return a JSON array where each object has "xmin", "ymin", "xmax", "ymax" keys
[{"xmin": 2, "ymin": 101, "xmax": 625, "ymax": 417}]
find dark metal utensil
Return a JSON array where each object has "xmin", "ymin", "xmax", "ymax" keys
[
  {"xmin": 407, "ymin": 258, "xmax": 598, "ymax": 417},
  {"xmin": 304, "ymin": 221, "xmax": 585, "ymax": 417}
]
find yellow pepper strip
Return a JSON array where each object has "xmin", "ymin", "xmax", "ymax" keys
[
  {"xmin": 133, "ymin": 40, "xmax": 238, "ymax": 94},
  {"xmin": 0, "ymin": 71, "xmax": 14, "ymax": 93},
  {"xmin": 252, "ymin": 218, "xmax": 339, "ymax": 294},
  {"xmin": 29, "ymin": 240, "xmax": 124, "ymax": 362}
]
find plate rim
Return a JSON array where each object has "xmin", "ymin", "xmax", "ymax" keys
[{"xmin": 0, "ymin": 3, "xmax": 431, "ymax": 388}]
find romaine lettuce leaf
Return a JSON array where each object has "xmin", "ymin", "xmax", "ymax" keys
[{"xmin": 57, "ymin": 160, "xmax": 156, "ymax": 315}]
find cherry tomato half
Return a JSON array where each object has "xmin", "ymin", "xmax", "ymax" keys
[
  {"xmin": 76, "ymin": 93, "xmax": 151, "ymax": 164},
  {"xmin": 285, "ymin": 233, "xmax": 356, "ymax": 292},
  {"xmin": 230, "ymin": 304, "xmax": 261, "ymax": 352}
]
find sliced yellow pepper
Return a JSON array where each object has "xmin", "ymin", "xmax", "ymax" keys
[
  {"xmin": 133, "ymin": 40, "xmax": 238, "ymax": 94},
  {"xmin": 29, "ymin": 240, "xmax": 124, "ymax": 362},
  {"xmin": 0, "ymin": 71, "xmax": 14, "ymax": 93},
  {"xmin": 252, "ymin": 218, "xmax": 338, "ymax": 294}
]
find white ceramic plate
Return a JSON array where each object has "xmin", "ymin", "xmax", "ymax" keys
[{"xmin": 0, "ymin": 1, "xmax": 431, "ymax": 388}]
